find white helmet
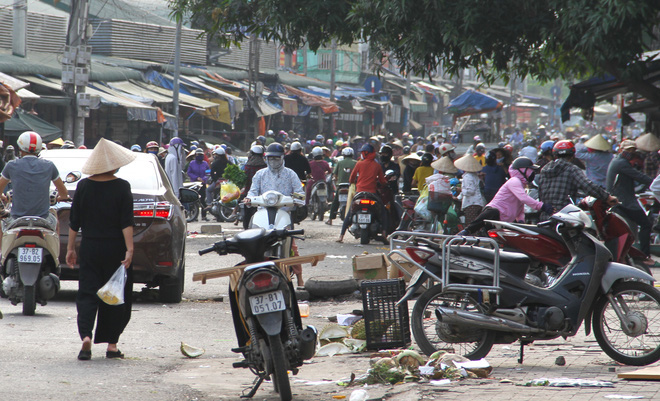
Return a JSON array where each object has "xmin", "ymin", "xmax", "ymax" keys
[
  {"xmin": 341, "ymin": 147, "xmax": 354, "ymax": 157},
  {"xmin": 438, "ymin": 143, "xmax": 456, "ymax": 155},
  {"xmin": 311, "ymin": 146, "xmax": 323, "ymax": 157},
  {"xmin": 213, "ymin": 147, "xmax": 225, "ymax": 155},
  {"xmin": 17, "ymin": 131, "xmax": 43, "ymax": 154},
  {"xmin": 250, "ymin": 145, "xmax": 265, "ymax": 155},
  {"xmin": 290, "ymin": 141, "xmax": 303, "ymax": 151}
]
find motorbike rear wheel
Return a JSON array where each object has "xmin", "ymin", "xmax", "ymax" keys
[
  {"xmin": 220, "ymin": 204, "xmax": 237, "ymax": 222},
  {"xmin": 317, "ymin": 201, "xmax": 325, "ymax": 221},
  {"xmin": 360, "ymin": 228, "xmax": 370, "ymax": 245},
  {"xmin": 592, "ymin": 281, "xmax": 660, "ymax": 366},
  {"xmin": 23, "ymin": 284, "xmax": 36, "ymax": 316},
  {"xmin": 268, "ymin": 334, "xmax": 292, "ymax": 401},
  {"xmin": 184, "ymin": 201, "xmax": 200, "ymax": 222},
  {"xmin": 411, "ymin": 285, "xmax": 494, "ymax": 359}
]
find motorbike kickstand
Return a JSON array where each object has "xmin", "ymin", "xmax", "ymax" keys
[
  {"xmin": 240, "ymin": 375, "xmax": 265, "ymax": 399},
  {"xmin": 518, "ymin": 340, "xmax": 531, "ymax": 364}
]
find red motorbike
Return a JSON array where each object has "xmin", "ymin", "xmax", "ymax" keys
[{"xmin": 487, "ymin": 197, "xmax": 650, "ymax": 286}]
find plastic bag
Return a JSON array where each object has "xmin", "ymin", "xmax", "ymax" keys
[
  {"xmin": 97, "ymin": 265, "xmax": 126, "ymax": 305},
  {"xmin": 427, "ymin": 175, "xmax": 451, "ymax": 194},
  {"xmin": 414, "ymin": 187, "xmax": 434, "ymax": 222},
  {"xmin": 221, "ymin": 181, "xmax": 241, "ymax": 203}
]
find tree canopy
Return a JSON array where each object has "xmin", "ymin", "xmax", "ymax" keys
[{"xmin": 170, "ymin": 0, "xmax": 660, "ymax": 90}]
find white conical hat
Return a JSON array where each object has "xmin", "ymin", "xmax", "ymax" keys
[
  {"xmin": 431, "ymin": 156, "xmax": 457, "ymax": 174},
  {"xmin": 82, "ymin": 138, "xmax": 138, "ymax": 175},
  {"xmin": 635, "ymin": 133, "xmax": 660, "ymax": 152},
  {"xmin": 584, "ymin": 134, "xmax": 610, "ymax": 151},
  {"xmin": 453, "ymin": 154, "xmax": 483, "ymax": 172}
]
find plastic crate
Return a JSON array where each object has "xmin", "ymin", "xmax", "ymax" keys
[{"xmin": 360, "ymin": 279, "xmax": 411, "ymax": 350}]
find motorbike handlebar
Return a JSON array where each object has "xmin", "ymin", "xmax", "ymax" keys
[
  {"xmin": 198, "ymin": 245, "xmax": 216, "ymax": 256},
  {"xmin": 537, "ymin": 220, "xmax": 554, "ymax": 228}
]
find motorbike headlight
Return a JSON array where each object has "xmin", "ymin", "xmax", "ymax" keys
[{"xmin": 265, "ymin": 192, "xmax": 280, "ymax": 206}]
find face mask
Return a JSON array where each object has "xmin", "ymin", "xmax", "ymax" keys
[
  {"xmin": 195, "ymin": 155, "xmax": 204, "ymax": 162},
  {"xmin": 267, "ymin": 157, "xmax": 283, "ymax": 170},
  {"xmin": 527, "ymin": 171, "xmax": 536, "ymax": 182},
  {"xmin": 147, "ymin": 149, "xmax": 158, "ymax": 155},
  {"xmin": 496, "ymin": 157, "xmax": 504, "ymax": 163}
]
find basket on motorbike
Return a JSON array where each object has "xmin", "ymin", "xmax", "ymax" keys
[
  {"xmin": 360, "ymin": 279, "xmax": 411, "ymax": 350},
  {"xmin": 427, "ymin": 192, "xmax": 453, "ymax": 214}
]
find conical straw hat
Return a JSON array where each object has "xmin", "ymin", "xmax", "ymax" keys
[
  {"xmin": 584, "ymin": 134, "xmax": 611, "ymax": 152},
  {"xmin": 431, "ymin": 156, "xmax": 458, "ymax": 174},
  {"xmin": 82, "ymin": 138, "xmax": 138, "ymax": 175},
  {"xmin": 453, "ymin": 154, "xmax": 483, "ymax": 172},
  {"xmin": 635, "ymin": 133, "xmax": 660, "ymax": 152},
  {"xmin": 402, "ymin": 153, "xmax": 421, "ymax": 164}
]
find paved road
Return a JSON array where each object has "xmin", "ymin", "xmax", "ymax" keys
[{"xmin": 2, "ymin": 218, "xmax": 660, "ymax": 400}]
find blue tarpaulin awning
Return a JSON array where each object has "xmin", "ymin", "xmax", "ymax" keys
[{"xmin": 447, "ymin": 90, "xmax": 503, "ymax": 117}]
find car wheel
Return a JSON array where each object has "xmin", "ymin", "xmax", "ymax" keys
[{"xmin": 159, "ymin": 259, "xmax": 184, "ymax": 303}]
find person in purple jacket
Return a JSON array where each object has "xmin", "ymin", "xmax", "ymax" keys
[
  {"xmin": 187, "ymin": 148, "xmax": 210, "ymax": 221},
  {"xmin": 458, "ymin": 157, "xmax": 554, "ymax": 235}
]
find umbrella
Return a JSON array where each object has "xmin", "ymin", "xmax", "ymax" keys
[{"xmin": 447, "ymin": 90, "xmax": 503, "ymax": 117}]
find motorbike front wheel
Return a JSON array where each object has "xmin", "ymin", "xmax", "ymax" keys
[
  {"xmin": 268, "ymin": 334, "xmax": 292, "ymax": 401},
  {"xmin": 411, "ymin": 285, "xmax": 494, "ymax": 360},
  {"xmin": 220, "ymin": 204, "xmax": 237, "ymax": 222},
  {"xmin": 592, "ymin": 281, "xmax": 660, "ymax": 366},
  {"xmin": 23, "ymin": 284, "xmax": 36, "ymax": 316}
]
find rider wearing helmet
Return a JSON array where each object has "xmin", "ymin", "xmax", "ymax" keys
[
  {"xmin": 307, "ymin": 147, "xmax": 332, "ymax": 205},
  {"xmin": 0, "ymin": 131, "xmax": 68, "ymax": 231},
  {"xmin": 465, "ymin": 135, "xmax": 482, "ymax": 156},
  {"xmin": 411, "ymin": 153, "xmax": 434, "ymax": 191},
  {"xmin": 236, "ymin": 146, "xmax": 267, "ymax": 229},
  {"xmin": 519, "ymin": 139, "xmax": 538, "ymax": 161},
  {"xmin": 265, "ymin": 130, "xmax": 275, "ymax": 146},
  {"xmin": 459, "ymin": 157, "xmax": 553, "ymax": 235},
  {"xmin": 438, "ymin": 143, "xmax": 457, "ymax": 160},
  {"xmin": 326, "ymin": 147, "xmax": 357, "ymax": 225},
  {"xmin": 283, "ymin": 141, "xmax": 311, "ymax": 181},
  {"xmin": 378, "ymin": 145, "xmax": 401, "ymax": 194},
  {"xmin": 205, "ymin": 147, "xmax": 229, "ymax": 213},
  {"xmin": 473, "ymin": 143, "xmax": 487, "ymax": 166},
  {"xmin": 256, "ymin": 136, "xmax": 267, "ymax": 146},
  {"xmin": 130, "ymin": 144, "xmax": 142, "ymax": 152},
  {"xmin": 538, "ymin": 140, "xmax": 617, "ymax": 218},
  {"xmin": 537, "ymin": 140, "xmax": 555, "ymax": 169},
  {"xmin": 337, "ymin": 144, "xmax": 387, "ymax": 243},
  {"xmin": 187, "ymin": 149, "xmax": 210, "ymax": 221},
  {"xmin": 145, "ymin": 141, "xmax": 159, "ymax": 155}
]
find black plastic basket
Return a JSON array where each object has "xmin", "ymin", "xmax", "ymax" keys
[{"xmin": 360, "ymin": 279, "xmax": 411, "ymax": 350}]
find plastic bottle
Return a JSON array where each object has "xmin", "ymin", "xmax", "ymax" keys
[
  {"xmin": 349, "ymin": 389, "xmax": 368, "ymax": 401},
  {"xmin": 298, "ymin": 302, "xmax": 310, "ymax": 318}
]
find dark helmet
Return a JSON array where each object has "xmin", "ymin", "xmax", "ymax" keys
[
  {"xmin": 511, "ymin": 156, "xmax": 539, "ymax": 171},
  {"xmin": 553, "ymin": 140, "xmax": 575, "ymax": 156},
  {"xmin": 360, "ymin": 143, "xmax": 375, "ymax": 153},
  {"xmin": 540, "ymin": 140, "xmax": 555, "ymax": 154},
  {"xmin": 421, "ymin": 153, "xmax": 433, "ymax": 165},
  {"xmin": 403, "ymin": 146, "xmax": 411, "ymax": 154},
  {"xmin": 379, "ymin": 144, "xmax": 393, "ymax": 156},
  {"xmin": 265, "ymin": 142, "xmax": 285, "ymax": 157}
]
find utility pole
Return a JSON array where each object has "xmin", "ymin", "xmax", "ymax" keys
[
  {"xmin": 248, "ymin": 34, "xmax": 261, "ymax": 139},
  {"xmin": 63, "ymin": 0, "xmax": 91, "ymax": 146},
  {"xmin": 404, "ymin": 73, "xmax": 411, "ymax": 133},
  {"xmin": 329, "ymin": 39, "xmax": 337, "ymax": 135},
  {"xmin": 12, "ymin": 0, "xmax": 27, "ymax": 57},
  {"xmin": 172, "ymin": 19, "xmax": 182, "ymax": 137}
]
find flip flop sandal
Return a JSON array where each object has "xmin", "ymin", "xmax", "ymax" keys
[{"xmin": 77, "ymin": 350, "xmax": 91, "ymax": 361}]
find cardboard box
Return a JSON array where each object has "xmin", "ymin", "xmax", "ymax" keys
[
  {"xmin": 352, "ymin": 253, "xmax": 389, "ymax": 280},
  {"xmin": 388, "ymin": 258, "xmax": 418, "ymax": 283}
]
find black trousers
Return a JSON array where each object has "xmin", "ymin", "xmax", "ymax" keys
[
  {"xmin": 76, "ymin": 237, "xmax": 133, "ymax": 344},
  {"xmin": 464, "ymin": 206, "xmax": 501, "ymax": 235}
]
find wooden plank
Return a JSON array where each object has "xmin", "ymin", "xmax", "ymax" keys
[
  {"xmin": 618, "ymin": 366, "xmax": 660, "ymax": 380},
  {"xmin": 192, "ymin": 253, "xmax": 326, "ymax": 283}
]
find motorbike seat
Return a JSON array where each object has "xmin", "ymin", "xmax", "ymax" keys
[
  {"xmin": 6, "ymin": 216, "xmax": 55, "ymax": 231},
  {"xmin": 449, "ymin": 245, "xmax": 531, "ymax": 278},
  {"xmin": 234, "ymin": 227, "xmax": 267, "ymax": 242},
  {"xmin": 511, "ymin": 223, "xmax": 564, "ymax": 243}
]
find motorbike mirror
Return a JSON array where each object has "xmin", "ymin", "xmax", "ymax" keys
[
  {"xmin": 66, "ymin": 171, "xmax": 82, "ymax": 183},
  {"xmin": 179, "ymin": 187, "xmax": 200, "ymax": 204}
]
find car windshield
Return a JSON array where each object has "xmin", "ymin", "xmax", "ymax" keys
[{"xmin": 48, "ymin": 156, "xmax": 161, "ymax": 191}]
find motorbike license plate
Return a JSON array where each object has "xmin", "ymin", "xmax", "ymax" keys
[
  {"xmin": 249, "ymin": 290, "xmax": 285, "ymax": 315},
  {"xmin": 18, "ymin": 247, "xmax": 42, "ymax": 263},
  {"xmin": 339, "ymin": 194, "xmax": 348, "ymax": 202},
  {"xmin": 357, "ymin": 213, "xmax": 371, "ymax": 223}
]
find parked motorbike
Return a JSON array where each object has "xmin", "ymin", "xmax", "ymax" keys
[
  {"xmin": 182, "ymin": 182, "xmax": 202, "ymax": 222},
  {"xmin": 309, "ymin": 179, "xmax": 329, "ymax": 221},
  {"xmin": 0, "ymin": 194, "xmax": 69, "ymax": 315},
  {"xmin": 247, "ymin": 190, "xmax": 305, "ymax": 259},
  {"xmin": 487, "ymin": 196, "xmax": 651, "ymax": 286},
  {"xmin": 198, "ymin": 228, "xmax": 317, "ymax": 401},
  {"xmin": 389, "ymin": 204, "xmax": 660, "ymax": 366}
]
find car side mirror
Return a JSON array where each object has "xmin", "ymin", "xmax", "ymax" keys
[
  {"xmin": 179, "ymin": 187, "xmax": 199, "ymax": 203},
  {"xmin": 66, "ymin": 171, "xmax": 82, "ymax": 183}
]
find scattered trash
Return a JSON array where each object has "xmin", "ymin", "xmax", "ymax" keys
[
  {"xmin": 319, "ymin": 324, "xmax": 350, "ymax": 345},
  {"xmin": 555, "ymin": 356, "xmax": 566, "ymax": 366},
  {"xmin": 315, "ymin": 342, "xmax": 352, "ymax": 357},
  {"xmin": 298, "ymin": 302, "xmax": 310, "ymax": 318},
  {"xmin": 500, "ymin": 379, "xmax": 513, "ymax": 384},
  {"xmin": 343, "ymin": 339, "xmax": 367, "ymax": 353},
  {"xmin": 430, "ymin": 379, "xmax": 451, "ymax": 386},
  {"xmin": 180, "ymin": 342, "xmax": 205, "ymax": 358},
  {"xmin": 337, "ymin": 313, "xmax": 362, "ymax": 326},
  {"xmin": 332, "ymin": 396, "xmax": 347, "ymax": 399},
  {"xmin": 349, "ymin": 389, "xmax": 368, "ymax": 401},
  {"xmin": 527, "ymin": 378, "xmax": 614, "ymax": 387},
  {"xmin": 609, "ymin": 367, "xmax": 617, "ymax": 373},
  {"xmin": 603, "ymin": 395, "xmax": 644, "ymax": 399}
]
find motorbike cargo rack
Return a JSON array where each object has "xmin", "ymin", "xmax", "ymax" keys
[
  {"xmin": 387, "ymin": 231, "xmax": 502, "ymax": 302},
  {"xmin": 360, "ymin": 278, "xmax": 411, "ymax": 350}
]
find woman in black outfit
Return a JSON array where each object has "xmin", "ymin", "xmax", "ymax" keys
[{"xmin": 66, "ymin": 138, "xmax": 136, "ymax": 361}]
